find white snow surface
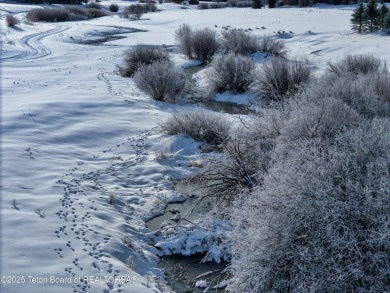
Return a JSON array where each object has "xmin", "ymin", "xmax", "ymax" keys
[
  {"xmin": 155, "ymin": 219, "xmax": 231, "ymax": 263},
  {"xmin": 195, "ymin": 279, "xmax": 208, "ymax": 288},
  {"xmin": 1, "ymin": 2, "xmax": 390, "ymax": 293}
]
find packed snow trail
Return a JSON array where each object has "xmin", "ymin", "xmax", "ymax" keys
[{"xmin": 1, "ymin": 25, "xmax": 69, "ymax": 62}]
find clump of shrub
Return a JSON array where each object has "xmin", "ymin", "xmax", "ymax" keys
[
  {"xmin": 181, "ymin": 52, "xmax": 390, "ymax": 292},
  {"xmin": 27, "ymin": 8, "xmax": 68, "ymax": 22},
  {"xmin": 228, "ymin": 0, "xmax": 252, "ymax": 7},
  {"xmin": 134, "ymin": 60, "xmax": 186, "ymax": 102},
  {"xmin": 307, "ymin": 71, "xmax": 390, "ymax": 118},
  {"xmin": 191, "ymin": 28, "xmax": 219, "ymax": 63},
  {"xmin": 327, "ymin": 53, "xmax": 385, "ymax": 76},
  {"xmin": 175, "ymin": 23, "xmax": 193, "ymax": 59},
  {"xmin": 175, "ymin": 24, "xmax": 219, "ymax": 64},
  {"xmin": 122, "ymin": 4, "xmax": 145, "ymax": 20},
  {"xmin": 121, "ymin": 3, "xmax": 157, "ymax": 20},
  {"xmin": 220, "ymin": 28, "xmax": 259, "ymax": 55},
  {"xmin": 203, "ymin": 53, "xmax": 255, "ymax": 94},
  {"xmin": 210, "ymin": 2, "xmax": 229, "ymax": 8},
  {"xmin": 86, "ymin": 8, "xmax": 107, "ymax": 18},
  {"xmin": 197, "ymin": 2, "xmax": 210, "ymax": 9},
  {"xmin": 86, "ymin": 1, "xmax": 101, "ymax": 9},
  {"xmin": 118, "ymin": 45, "xmax": 171, "ymax": 77},
  {"xmin": 252, "ymin": 58, "xmax": 311, "ymax": 100},
  {"xmin": 301, "ymin": 54, "xmax": 390, "ymax": 118},
  {"xmin": 109, "ymin": 3, "xmax": 119, "ymax": 12},
  {"xmin": 6, "ymin": 14, "xmax": 20, "ymax": 28},
  {"xmin": 258, "ymin": 35, "xmax": 287, "ymax": 57},
  {"xmin": 144, "ymin": 2, "xmax": 158, "ymax": 12},
  {"xmin": 161, "ymin": 109, "xmax": 231, "ymax": 145},
  {"xmin": 166, "ymin": 0, "xmax": 183, "ymax": 4},
  {"xmin": 26, "ymin": 7, "xmax": 107, "ymax": 22},
  {"xmin": 228, "ymin": 117, "xmax": 390, "ymax": 292},
  {"xmin": 281, "ymin": 95, "xmax": 360, "ymax": 142}
]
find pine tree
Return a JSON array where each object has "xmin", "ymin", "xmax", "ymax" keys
[
  {"xmin": 377, "ymin": 4, "xmax": 389, "ymax": 30},
  {"xmin": 364, "ymin": 0, "xmax": 379, "ymax": 32},
  {"xmin": 268, "ymin": 0, "xmax": 276, "ymax": 8},
  {"xmin": 351, "ymin": 3, "xmax": 365, "ymax": 33},
  {"xmin": 252, "ymin": 0, "xmax": 263, "ymax": 9},
  {"xmin": 385, "ymin": 14, "xmax": 390, "ymax": 30}
]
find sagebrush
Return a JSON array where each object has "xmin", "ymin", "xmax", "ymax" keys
[
  {"xmin": 161, "ymin": 109, "xmax": 231, "ymax": 146},
  {"xmin": 202, "ymin": 53, "xmax": 255, "ymax": 94},
  {"xmin": 6, "ymin": 14, "xmax": 19, "ymax": 28},
  {"xmin": 134, "ymin": 61, "xmax": 186, "ymax": 102},
  {"xmin": 220, "ymin": 29, "xmax": 259, "ymax": 55},
  {"xmin": 26, "ymin": 7, "xmax": 107, "ymax": 22},
  {"xmin": 252, "ymin": 58, "xmax": 311, "ymax": 100},
  {"xmin": 175, "ymin": 24, "xmax": 219, "ymax": 63},
  {"xmin": 118, "ymin": 45, "xmax": 171, "ymax": 77}
]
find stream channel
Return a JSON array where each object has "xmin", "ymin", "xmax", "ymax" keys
[
  {"xmin": 145, "ymin": 65, "xmax": 257, "ymax": 292},
  {"xmin": 181, "ymin": 65, "xmax": 255, "ymax": 115},
  {"xmin": 146, "ymin": 182, "xmax": 229, "ymax": 293}
]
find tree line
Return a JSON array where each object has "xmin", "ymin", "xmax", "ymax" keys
[{"xmin": 351, "ymin": 0, "xmax": 390, "ymax": 32}]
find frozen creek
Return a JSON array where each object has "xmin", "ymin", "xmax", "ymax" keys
[{"xmin": 146, "ymin": 183, "xmax": 229, "ymax": 292}]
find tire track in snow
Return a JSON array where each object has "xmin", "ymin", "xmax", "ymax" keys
[{"xmin": 1, "ymin": 25, "xmax": 69, "ymax": 62}]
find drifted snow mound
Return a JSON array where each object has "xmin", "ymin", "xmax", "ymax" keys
[
  {"xmin": 196, "ymin": 280, "xmax": 208, "ymax": 288},
  {"xmin": 155, "ymin": 219, "xmax": 231, "ymax": 263}
]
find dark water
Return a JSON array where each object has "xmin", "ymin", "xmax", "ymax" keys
[
  {"xmin": 183, "ymin": 66, "xmax": 255, "ymax": 115},
  {"xmin": 80, "ymin": 35, "xmax": 126, "ymax": 46},
  {"xmin": 159, "ymin": 254, "xmax": 228, "ymax": 293},
  {"xmin": 146, "ymin": 182, "xmax": 211, "ymax": 232},
  {"xmin": 146, "ymin": 182, "xmax": 229, "ymax": 292}
]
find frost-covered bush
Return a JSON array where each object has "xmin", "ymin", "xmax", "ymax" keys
[
  {"xmin": 86, "ymin": 8, "xmax": 108, "ymax": 18},
  {"xmin": 118, "ymin": 45, "xmax": 171, "ymax": 77},
  {"xmin": 144, "ymin": 3, "xmax": 158, "ymax": 12},
  {"xmin": 220, "ymin": 29, "xmax": 259, "ymax": 55},
  {"xmin": 196, "ymin": 110, "xmax": 283, "ymax": 209},
  {"xmin": 209, "ymin": 2, "xmax": 229, "ymax": 8},
  {"xmin": 86, "ymin": 2, "xmax": 101, "ymax": 9},
  {"xmin": 66, "ymin": 6, "xmax": 89, "ymax": 17},
  {"xmin": 6, "ymin": 14, "xmax": 19, "ymax": 28},
  {"xmin": 175, "ymin": 23, "xmax": 193, "ymax": 59},
  {"xmin": 306, "ymin": 72, "xmax": 390, "ymax": 118},
  {"xmin": 228, "ymin": 118, "xmax": 390, "ymax": 293},
  {"xmin": 258, "ymin": 35, "xmax": 287, "ymax": 57},
  {"xmin": 252, "ymin": 58, "xmax": 311, "ymax": 100},
  {"xmin": 128, "ymin": 4, "xmax": 144, "ymax": 20},
  {"xmin": 228, "ymin": 0, "xmax": 253, "ymax": 7},
  {"xmin": 26, "ymin": 8, "xmax": 71, "ymax": 22},
  {"xmin": 109, "ymin": 3, "xmax": 119, "ymax": 12},
  {"xmin": 26, "ymin": 7, "xmax": 107, "ymax": 22},
  {"xmin": 175, "ymin": 24, "xmax": 219, "ymax": 63},
  {"xmin": 280, "ymin": 95, "xmax": 360, "ymax": 142},
  {"xmin": 134, "ymin": 61, "xmax": 186, "ymax": 102},
  {"xmin": 202, "ymin": 53, "xmax": 255, "ymax": 93},
  {"xmin": 121, "ymin": 4, "xmax": 145, "ymax": 20},
  {"xmin": 327, "ymin": 54, "xmax": 385, "ymax": 76},
  {"xmin": 191, "ymin": 28, "xmax": 219, "ymax": 63},
  {"xmin": 161, "ymin": 109, "xmax": 231, "ymax": 146},
  {"xmin": 197, "ymin": 2, "xmax": 210, "ymax": 9}
]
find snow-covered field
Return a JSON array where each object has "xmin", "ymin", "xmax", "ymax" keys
[{"xmin": 1, "ymin": 1, "xmax": 389, "ymax": 292}]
